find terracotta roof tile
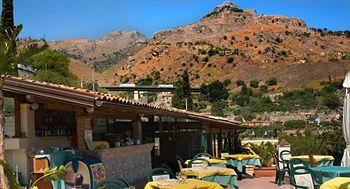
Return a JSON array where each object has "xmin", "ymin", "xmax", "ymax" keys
[{"xmin": 4, "ymin": 75, "xmax": 241, "ymax": 126}]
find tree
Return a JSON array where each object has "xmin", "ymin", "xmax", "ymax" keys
[
  {"xmin": 1, "ymin": 0, "xmax": 14, "ymax": 38},
  {"xmin": 0, "ymin": 1, "xmax": 46, "ymax": 187},
  {"xmin": 200, "ymin": 80, "xmax": 229, "ymax": 103},
  {"xmin": 0, "ymin": 21, "xmax": 21, "ymax": 189},
  {"xmin": 171, "ymin": 70, "xmax": 193, "ymax": 110},
  {"xmin": 210, "ymin": 99, "xmax": 227, "ymax": 116},
  {"xmin": 28, "ymin": 50, "xmax": 77, "ymax": 85}
]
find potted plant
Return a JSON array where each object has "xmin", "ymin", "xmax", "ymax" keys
[{"xmin": 250, "ymin": 142, "xmax": 277, "ymax": 177}]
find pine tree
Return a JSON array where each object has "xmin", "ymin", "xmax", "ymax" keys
[
  {"xmin": 1, "ymin": 0, "xmax": 15, "ymax": 37},
  {"xmin": 171, "ymin": 70, "xmax": 193, "ymax": 110}
]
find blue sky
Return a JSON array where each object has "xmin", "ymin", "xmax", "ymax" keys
[{"xmin": 8, "ymin": 0, "xmax": 350, "ymax": 40}]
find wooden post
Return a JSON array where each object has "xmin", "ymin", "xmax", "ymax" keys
[
  {"xmin": 228, "ymin": 131, "xmax": 232, "ymax": 153},
  {"xmin": 233, "ymin": 130, "xmax": 239, "ymax": 153},
  {"xmin": 76, "ymin": 115, "xmax": 92, "ymax": 150},
  {"xmin": 218, "ymin": 130, "xmax": 222, "ymax": 157},
  {"xmin": 14, "ymin": 99, "xmax": 21, "ymax": 137},
  {"xmin": 132, "ymin": 116, "xmax": 142, "ymax": 142}
]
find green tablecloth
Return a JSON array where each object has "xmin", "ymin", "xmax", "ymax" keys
[
  {"xmin": 226, "ymin": 158, "xmax": 261, "ymax": 173},
  {"xmin": 203, "ymin": 175, "xmax": 238, "ymax": 189},
  {"xmin": 312, "ymin": 166, "xmax": 350, "ymax": 183}
]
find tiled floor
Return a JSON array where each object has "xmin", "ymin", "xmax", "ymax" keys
[
  {"xmin": 133, "ymin": 176, "xmax": 292, "ymax": 189},
  {"xmin": 238, "ymin": 176, "xmax": 291, "ymax": 189}
]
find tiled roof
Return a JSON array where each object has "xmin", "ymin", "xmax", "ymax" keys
[{"xmin": 3, "ymin": 75, "xmax": 241, "ymax": 127}]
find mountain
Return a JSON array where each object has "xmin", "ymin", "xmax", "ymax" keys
[
  {"xmin": 49, "ymin": 30, "xmax": 147, "ymax": 71},
  {"xmin": 55, "ymin": 2, "xmax": 350, "ymax": 89}
]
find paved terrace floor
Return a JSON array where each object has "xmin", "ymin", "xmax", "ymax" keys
[{"xmin": 133, "ymin": 176, "xmax": 292, "ymax": 189}]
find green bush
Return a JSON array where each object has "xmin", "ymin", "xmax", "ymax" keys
[
  {"xmin": 210, "ymin": 100, "xmax": 227, "ymax": 116},
  {"xmin": 266, "ymin": 77, "xmax": 278, "ymax": 86},
  {"xmin": 322, "ymin": 94, "xmax": 341, "ymax": 109},
  {"xmin": 259, "ymin": 85, "xmax": 268, "ymax": 93},
  {"xmin": 280, "ymin": 133, "xmax": 325, "ymax": 155},
  {"xmin": 231, "ymin": 7, "xmax": 243, "ymax": 12},
  {"xmin": 227, "ymin": 57, "xmax": 234, "ymax": 64},
  {"xmin": 250, "ymin": 80, "xmax": 259, "ymax": 88},
  {"xmin": 236, "ymin": 80, "xmax": 245, "ymax": 86},
  {"xmin": 284, "ymin": 120, "xmax": 307, "ymax": 129}
]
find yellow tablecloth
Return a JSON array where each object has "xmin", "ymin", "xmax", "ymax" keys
[
  {"xmin": 181, "ymin": 167, "xmax": 236, "ymax": 179},
  {"xmin": 184, "ymin": 159, "xmax": 227, "ymax": 165},
  {"xmin": 222, "ymin": 154, "xmax": 260, "ymax": 161},
  {"xmin": 144, "ymin": 178, "xmax": 223, "ymax": 189},
  {"xmin": 290, "ymin": 155, "xmax": 334, "ymax": 162},
  {"xmin": 320, "ymin": 177, "xmax": 350, "ymax": 189}
]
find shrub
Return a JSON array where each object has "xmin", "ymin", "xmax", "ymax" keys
[
  {"xmin": 210, "ymin": 100, "xmax": 227, "ymax": 116},
  {"xmin": 250, "ymin": 80, "xmax": 259, "ymax": 88},
  {"xmin": 227, "ymin": 57, "xmax": 234, "ymax": 64},
  {"xmin": 203, "ymin": 56, "xmax": 209, "ymax": 62},
  {"xmin": 231, "ymin": 7, "xmax": 243, "ymax": 12},
  {"xmin": 275, "ymin": 37, "xmax": 283, "ymax": 43},
  {"xmin": 199, "ymin": 49, "xmax": 207, "ymax": 55},
  {"xmin": 259, "ymin": 85, "xmax": 268, "ymax": 93},
  {"xmin": 266, "ymin": 77, "xmax": 278, "ymax": 86},
  {"xmin": 322, "ymin": 94, "xmax": 341, "ymax": 109},
  {"xmin": 284, "ymin": 120, "xmax": 307, "ymax": 129},
  {"xmin": 244, "ymin": 36, "xmax": 250, "ymax": 41},
  {"xmin": 236, "ymin": 80, "xmax": 245, "ymax": 86}
]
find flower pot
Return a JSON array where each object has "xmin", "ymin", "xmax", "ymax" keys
[{"xmin": 254, "ymin": 166, "xmax": 276, "ymax": 177}]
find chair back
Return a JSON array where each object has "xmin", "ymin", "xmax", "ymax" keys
[
  {"xmin": 160, "ymin": 163, "xmax": 175, "ymax": 178},
  {"xmin": 220, "ymin": 149, "xmax": 229, "ymax": 158},
  {"xmin": 274, "ymin": 154, "xmax": 282, "ymax": 171},
  {"xmin": 194, "ymin": 152, "xmax": 212, "ymax": 159},
  {"xmin": 93, "ymin": 178, "xmax": 129, "ymax": 189},
  {"xmin": 188, "ymin": 158, "xmax": 210, "ymax": 168},
  {"xmin": 175, "ymin": 155, "xmax": 185, "ymax": 170},
  {"xmin": 277, "ymin": 146, "xmax": 291, "ymax": 169},
  {"xmin": 147, "ymin": 167, "xmax": 173, "ymax": 181},
  {"xmin": 289, "ymin": 159, "xmax": 318, "ymax": 189},
  {"xmin": 279, "ymin": 150, "xmax": 292, "ymax": 169},
  {"xmin": 316, "ymin": 158, "xmax": 333, "ymax": 167}
]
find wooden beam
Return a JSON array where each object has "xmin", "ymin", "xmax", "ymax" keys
[{"xmin": 132, "ymin": 116, "xmax": 142, "ymax": 142}]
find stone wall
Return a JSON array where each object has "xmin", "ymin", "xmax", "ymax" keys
[{"xmin": 79, "ymin": 143, "xmax": 154, "ymax": 183}]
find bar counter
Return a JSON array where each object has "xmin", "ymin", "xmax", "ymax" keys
[{"xmin": 78, "ymin": 143, "xmax": 154, "ymax": 183}]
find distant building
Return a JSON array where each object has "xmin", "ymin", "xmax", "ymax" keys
[
  {"xmin": 17, "ymin": 63, "xmax": 35, "ymax": 79},
  {"xmin": 242, "ymin": 121, "xmax": 271, "ymax": 127}
]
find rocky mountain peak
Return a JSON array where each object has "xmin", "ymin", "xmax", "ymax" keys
[{"xmin": 205, "ymin": 1, "xmax": 241, "ymax": 17}]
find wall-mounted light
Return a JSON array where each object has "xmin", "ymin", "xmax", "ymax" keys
[
  {"xmin": 30, "ymin": 103, "xmax": 39, "ymax": 110},
  {"xmin": 85, "ymin": 107, "xmax": 94, "ymax": 113},
  {"xmin": 26, "ymin": 94, "xmax": 34, "ymax": 103}
]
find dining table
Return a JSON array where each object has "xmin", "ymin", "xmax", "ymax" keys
[
  {"xmin": 312, "ymin": 166, "xmax": 350, "ymax": 183},
  {"xmin": 144, "ymin": 178, "xmax": 224, "ymax": 189},
  {"xmin": 184, "ymin": 158, "xmax": 228, "ymax": 168},
  {"xmin": 222, "ymin": 154, "xmax": 261, "ymax": 174},
  {"xmin": 290, "ymin": 155, "xmax": 334, "ymax": 166},
  {"xmin": 181, "ymin": 166, "xmax": 238, "ymax": 189},
  {"xmin": 320, "ymin": 177, "xmax": 350, "ymax": 189}
]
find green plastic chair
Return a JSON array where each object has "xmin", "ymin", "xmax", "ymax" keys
[
  {"xmin": 147, "ymin": 167, "xmax": 174, "ymax": 182},
  {"xmin": 93, "ymin": 178, "xmax": 129, "ymax": 189},
  {"xmin": 194, "ymin": 152, "xmax": 213, "ymax": 159},
  {"xmin": 188, "ymin": 158, "xmax": 211, "ymax": 168},
  {"xmin": 160, "ymin": 163, "xmax": 175, "ymax": 178},
  {"xmin": 175, "ymin": 155, "xmax": 185, "ymax": 170},
  {"xmin": 316, "ymin": 158, "xmax": 333, "ymax": 167},
  {"xmin": 220, "ymin": 149, "xmax": 229, "ymax": 158},
  {"xmin": 289, "ymin": 159, "xmax": 321, "ymax": 189},
  {"xmin": 274, "ymin": 154, "xmax": 289, "ymax": 185}
]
